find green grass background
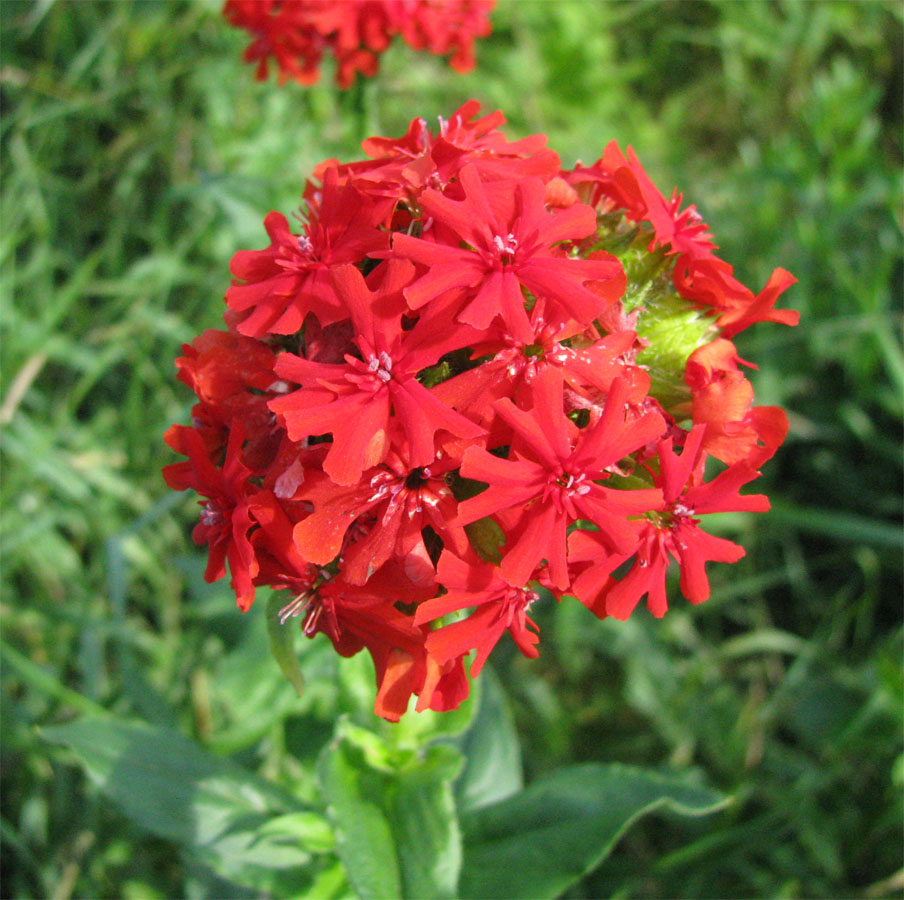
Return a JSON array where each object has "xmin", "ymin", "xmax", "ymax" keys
[{"xmin": 2, "ymin": 1, "xmax": 902, "ymax": 897}]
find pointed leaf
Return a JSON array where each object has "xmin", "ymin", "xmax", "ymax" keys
[
  {"xmin": 318, "ymin": 719, "xmax": 464, "ymax": 899},
  {"xmin": 388, "ymin": 744, "xmax": 463, "ymax": 900},
  {"xmin": 318, "ymin": 732, "xmax": 402, "ymax": 900},
  {"xmin": 454, "ymin": 666, "xmax": 523, "ymax": 812},
  {"xmin": 42, "ymin": 717, "xmax": 322, "ymax": 896},
  {"xmin": 460, "ymin": 763, "xmax": 728, "ymax": 899}
]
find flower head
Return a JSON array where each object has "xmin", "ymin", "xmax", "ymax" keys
[
  {"xmin": 165, "ymin": 102, "xmax": 795, "ymax": 719},
  {"xmin": 223, "ymin": 0, "xmax": 495, "ymax": 88}
]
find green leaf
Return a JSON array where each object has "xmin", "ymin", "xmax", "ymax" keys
[
  {"xmin": 42, "ymin": 717, "xmax": 328, "ymax": 896},
  {"xmin": 318, "ymin": 719, "xmax": 463, "ymax": 900},
  {"xmin": 267, "ymin": 592, "xmax": 306, "ymax": 697},
  {"xmin": 257, "ymin": 812, "xmax": 336, "ymax": 855},
  {"xmin": 1, "ymin": 638, "xmax": 111, "ymax": 719},
  {"xmin": 317, "ymin": 727, "xmax": 402, "ymax": 900},
  {"xmin": 203, "ymin": 608, "xmax": 309, "ymax": 755},
  {"xmin": 389, "ymin": 743, "xmax": 463, "ymax": 900},
  {"xmin": 768, "ymin": 501, "xmax": 904, "ymax": 549},
  {"xmin": 719, "ymin": 627, "xmax": 806, "ymax": 658},
  {"xmin": 459, "ymin": 763, "xmax": 728, "ymax": 900},
  {"xmin": 455, "ymin": 666, "xmax": 523, "ymax": 812}
]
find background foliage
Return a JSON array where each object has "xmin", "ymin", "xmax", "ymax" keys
[{"xmin": 2, "ymin": 1, "xmax": 902, "ymax": 898}]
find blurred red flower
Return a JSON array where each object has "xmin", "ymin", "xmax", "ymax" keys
[{"xmin": 222, "ymin": 0, "xmax": 495, "ymax": 88}]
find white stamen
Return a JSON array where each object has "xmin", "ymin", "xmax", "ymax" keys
[
  {"xmin": 199, "ymin": 503, "xmax": 223, "ymax": 527},
  {"xmin": 493, "ymin": 232, "xmax": 519, "ymax": 257},
  {"xmin": 279, "ymin": 594, "xmax": 308, "ymax": 625},
  {"xmin": 302, "ymin": 604, "xmax": 322, "ymax": 636}
]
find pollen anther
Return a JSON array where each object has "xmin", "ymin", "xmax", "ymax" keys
[{"xmin": 492, "ymin": 232, "xmax": 518, "ymax": 257}]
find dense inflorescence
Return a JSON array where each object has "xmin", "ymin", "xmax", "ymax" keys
[
  {"xmin": 222, "ymin": 0, "xmax": 495, "ymax": 88},
  {"xmin": 164, "ymin": 102, "xmax": 798, "ymax": 720}
]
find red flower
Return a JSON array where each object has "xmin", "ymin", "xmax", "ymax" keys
[
  {"xmin": 223, "ymin": 0, "xmax": 495, "ymax": 89},
  {"xmin": 322, "ymin": 101, "xmax": 560, "ymax": 239},
  {"xmin": 571, "ymin": 142, "xmax": 799, "ymax": 336},
  {"xmin": 285, "ymin": 561, "xmax": 461, "ymax": 720},
  {"xmin": 416, "ymin": 549, "xmax": 541, "ymax": 677},
  {"xmin": 433, "ymin": 300, "xmax": 648, "ymax": 439},
  {"xmin": 457, "ymin": 369, "xmax": 664, "ymax": 589},
  {"xmin": 357, "ymin": 100, "xmax": 561, "ymax": 201},
  {"xmin": 684, "ymin": 338, "xmax": 790, "ymax": 466},
  {"xmin": 223, "ymin": 0, "xmax": 323, "ymax": 85},
  {"xmin": 175, "ymin": 329, "xmax": 277, "ymax": 405},
  {"xmin": 162, "ymin": 423, "xmax": 259, "ymax": 611},
  {"xmin": 392, "ymin": 165, "xmax": 624, "ymax": 343},
  {"xmin": 568, "ymin": 425, "xmax": 770, "ymax": 619},
  {"xmin": 289, "ymin": 433, "xmax": 469, "ymax": 586},
  {"xmin": 572, "ymin": 141, "xmax": 716, "ymax": 260},
  {"xmin": 247, "ymin": 488, "xmax": 318, "ymax": 589},
  {"xmin": 173, "ymin": 329, "xmax": 281, "ymax": 470},
  {"xmin": 226, "ymin": 169, "xmax": 390, "ymax": 337},
  {"xmin": 394, "ymin": 0, "xmax": 494, "ymax": 72},
  {"xmin": 676, "ymin": 264, "xmax": 800, "ymax": 337},
  {"xmin": 269, "ymin": 262, "xmax": 484, "ymax": 485}
]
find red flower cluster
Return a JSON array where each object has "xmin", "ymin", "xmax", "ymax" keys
[
  {"xmin": 222, "ymin": 0, "xmax": 495, "ymax": 88},
  {"xmin": 164, "ymin": 101, "xmax": 798, "ymax": 720}
]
